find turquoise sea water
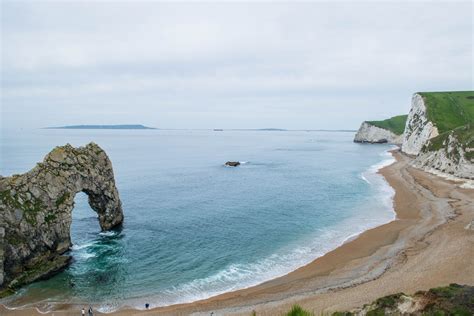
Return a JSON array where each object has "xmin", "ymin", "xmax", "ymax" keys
[{"xmin": 0, "ymin": 129, "xmax": 395, "ymax": 312}]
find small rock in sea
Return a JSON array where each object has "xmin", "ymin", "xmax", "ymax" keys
[{"xmin": 225, "ymin": 161, "xmax": 240, "ymax": 167}]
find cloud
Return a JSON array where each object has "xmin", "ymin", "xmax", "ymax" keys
[{"xmin": 1, "ymin": 1, "xmax": 472, "ymax": 129}]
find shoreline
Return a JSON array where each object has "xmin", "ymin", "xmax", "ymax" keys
[{"xmin": 2, "ymin": 150, "xmax": 473, "ymax": 315}]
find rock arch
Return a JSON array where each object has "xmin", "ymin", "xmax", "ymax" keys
[{"xmin": 0, "ymin": 143, "xmax": 123, "ymax": 293}]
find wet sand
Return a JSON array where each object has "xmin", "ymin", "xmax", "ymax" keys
[{"xmin": 2, "ymin": 150, "xmax": 473, "ymax": 315}]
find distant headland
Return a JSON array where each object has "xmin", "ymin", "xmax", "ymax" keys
[{"xmin": 45, "ymin": 124, "xmax": 157, "ymax": 130}]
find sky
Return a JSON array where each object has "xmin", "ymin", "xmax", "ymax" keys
[{"xmin": 1, "ymin": 1, "xmax": 473, "ymax": 130}]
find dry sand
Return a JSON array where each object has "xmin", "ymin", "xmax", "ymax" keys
[{"xmin": 2, "ymin": 151, "xmax": 473, "ymax": 315}]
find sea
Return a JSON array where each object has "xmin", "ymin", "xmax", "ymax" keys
[{"xmin": 0, "ymin": 128, "xmax": 396, "ymax": 312}]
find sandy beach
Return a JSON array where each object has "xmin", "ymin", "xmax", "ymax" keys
[{"xmin": 2, "ymin": 150, "xmax": 473, "ymax": 315}]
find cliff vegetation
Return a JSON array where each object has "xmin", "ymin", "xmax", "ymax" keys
[
  {"xmin": 366, "ymin": 115, "xmax": 408, "ymax": 136},
  {"xmin": 422, "ymin": 124, "xmax": 474, "ymax": 162},
  {"xmin": 272, "ymin": 284, "xmax": 474, "ymax": 316},
  {"xmin": 419, "ymin": 91, "xmax": 474, "ymax": 134}
]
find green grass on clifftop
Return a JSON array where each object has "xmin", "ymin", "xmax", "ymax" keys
[
  {"xmin": 367, "ymin": 115, "xmax": 408, "ymax": 135},
  {"xmin": 419, "ymin": 91, "xmax": 474, "ymax": 133}
]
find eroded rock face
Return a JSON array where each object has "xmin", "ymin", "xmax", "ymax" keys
[
  {"xmin": 0, "ymin": 143, "xmax": 123, "ymax": 291},
  {"xmin": 401, "ymin": 94, "xmax": 473, "ymax": 180},
  {"xmin": 354, "ymin": 122, "xmax": 403, "ymax": 145},
  {"xmin": 401, "ymin": 93, "xmax": 439, "ymax": 155},
  {"xmin": 413, "ymin": 132, "xmax": 474, "ymax": 179}
]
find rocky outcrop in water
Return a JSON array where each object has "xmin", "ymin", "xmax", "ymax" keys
[
  {"xmin": 225, "ymin": 161, "xmax": 240, "ymax": 167},
  {"xmin": 0, "ymin": 143, "xmax": 123, "ymax": 294},
  {"xmin": 354, "ymin": 122, "xmax": 403, "ymax": 144}
]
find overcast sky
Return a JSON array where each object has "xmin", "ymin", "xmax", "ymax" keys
[{"xmin": 1, "ymin": 1, "xmax": 472, "ymax": 130}]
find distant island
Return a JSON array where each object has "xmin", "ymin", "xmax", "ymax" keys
[{"xmin": 46, "ymin": 124, "xmax": 157, "ymax": 130}]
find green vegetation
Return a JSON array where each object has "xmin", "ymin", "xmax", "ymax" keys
[
  {"xmin": 353, "ymin": 293, "xmax": 406, "ymax": 316},
  {"xmin": 21, "ymin": 198, "xmax": 43, "ymax": 225},
  {"xmin": 44, "ymin": 212, "xmax": 57, "ymax": 223},
  {"xmin": 373, "ymin": 293, "xmax": 404, "ymax": 309},
  {"xmin": 9, "ymin": 256, "xmax": 70, "ymax": 291},
  {"xmin": 0, "ymin": 189, "xmax": 22, "ymax": 209},
  {"xmin": 367, "ymin": 115, "xmax": 408, "ymax": 135},
  {"xmin": 0, "ymin": 288, "xmax": 15, "ymax": 299},
  {"xmin": 55, "ymin": 192, "xmax": 70, "ymax": 207},
  {"xmin": 330, "ymin": 284, "xmax": 474, "ymax": 316},
  {"xmin": 0, "ymin": 189, "xmax": 44, "ymax": 225},
  {"xmin": 429, "ymin": 283, "xmax": 466, "ymax": 299},
  {"xmin": 423, "ymin": 124, "xmax": 474, "ymax": 161},
  {"xmin": 285, "ymin": 305, "xmax": 313, "ymax": 316},
  {"xmin": 424, "ymin": 284, "xmax": 474, "ymax": 316},
  {"xmin": 419, "ymin": 91, "xmax": 474, "ymax": 134},
  {"xmin": 365, "ymin": 310, "xmax": 385, "ymax": 316},
  {"xmin": 5, "ymin": 231, "xmax": 26, "ymax": 246}
]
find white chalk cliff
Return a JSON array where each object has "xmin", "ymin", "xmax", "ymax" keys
[
  {"xmin": 401, "ymin": 93, "xmax": 473, "ymax": 179},
  {"xmin": 401, "ymin": 94, "xmax": 439, "ymax": 156},
  {"xmin": 412, "ymin": 128, "xmax": 473, "ymax": 180},
  {"xmin": 354, "ymin": 122, "xmax": 403, "ymax": 144},
  {"xmin": 413, "ymin": 135, "xmax": 474, "ymax": 179}
]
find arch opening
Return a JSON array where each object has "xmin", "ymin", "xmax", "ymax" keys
[{"xmin": 71, "ymin": 191, "xmax": 101, "ymax": 247}]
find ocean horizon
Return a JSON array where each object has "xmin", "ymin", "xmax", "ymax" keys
[{"xmin": 0, "ymin": 128, "xmax": 396, "ymax": 312}]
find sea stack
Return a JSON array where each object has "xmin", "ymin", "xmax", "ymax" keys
[{"xmin": 0, "ymin": 143, "xmax": 123, "ymax": 294}]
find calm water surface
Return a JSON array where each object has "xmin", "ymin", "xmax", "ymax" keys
[{"xmin": 0, "ymin": 129, "xmax": 395, "ymax": 311}]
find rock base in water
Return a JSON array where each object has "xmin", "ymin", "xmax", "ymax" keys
[
  {"xmin": 354, "ymin": 138, "xmax": 388, "ymax": 144},
  {"xmin": 225, "ymin": 161, "xmax": 241, "ymax": 167}
]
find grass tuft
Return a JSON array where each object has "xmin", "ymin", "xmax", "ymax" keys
[{"xmin": 285, "ymin": 305, "xmax": 313, "ymax": 316}]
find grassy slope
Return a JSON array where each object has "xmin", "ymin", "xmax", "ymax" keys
[
  {"xmin": 419, "ymin": 91, "xmax": 474, "ymax": 159},
  {"xmin": 419, "ymin": 91, "xmax": 474, "ymax": 133},
  {"xmin": 424, "ymin": 124, "xmax": 474, "ymax": 161},
  {"xmin": 366, "ymin": 115, "xmax": 408, "ymax": 135}
]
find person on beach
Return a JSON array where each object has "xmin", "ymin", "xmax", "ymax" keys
[
  {"xmin": 81, "ymin": 307, "xmax": 85, "ymax": 316},
  {"xmin": 88, "ymin": 306, "xmax": 93, "ymax": 316}
]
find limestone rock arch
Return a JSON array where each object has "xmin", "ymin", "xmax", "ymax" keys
[{"xmin": 0, "ymin": 143, "xmax": 123, "ymax": 293}]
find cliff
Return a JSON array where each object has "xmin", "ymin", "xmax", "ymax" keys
[
  {"xmin": 0, "ymin": 143, "xmax": 123, "ymax": 294},
  {"xmin": 354, "ymin": 115, "xmax": 407, "ymax": 145},
  {"xmin": 402, "ymin": 91, "xmax": 474, "ymax": 179},
  {"xmin": 401, "ymin": 93, "xmax": 439, "ymax": 155},
  {"xmin": 413, "ymin": 125, "xmax": 474, "ymax": 179}
]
